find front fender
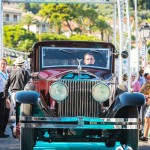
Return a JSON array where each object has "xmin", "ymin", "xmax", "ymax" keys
[
  {"xmin": 106, "ymin": 92, "xmax": 146, "ymax": 117},
  {"xmin": 119, "ymin": 92, "xmax": 146, "ymax": 106},
  {"xmin": 16, "ymin": 90, "xmax": 40, "ymax": 105}
]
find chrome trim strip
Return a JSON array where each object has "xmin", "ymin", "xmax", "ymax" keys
[
  {"xmin": 20, "ymin": 116, "xmax": 138, "ymax": 123},
  {"xmin": 20, "ymin": 123, "xmax": 138, "ymax": 129}
]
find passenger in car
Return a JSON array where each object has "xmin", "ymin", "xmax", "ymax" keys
[{"xmin": 84, "ymin": 52, "xmax": 95, "ymax": 65}]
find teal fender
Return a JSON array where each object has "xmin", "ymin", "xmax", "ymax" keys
[
  {"xmin": 119, "ymin": 92, "xmax": 146, "ymax": 106},
  {"xmin": 106, "ymin": 92, "xmax": 146, "ymax": 117},
  {"xmin": 15, "ymin": 90, "xmax": 40, "ymax": 105}
]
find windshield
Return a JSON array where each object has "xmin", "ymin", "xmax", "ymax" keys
[{"xmin": 40, "ymin": 47, "xmax": 111, "ymax": 69}]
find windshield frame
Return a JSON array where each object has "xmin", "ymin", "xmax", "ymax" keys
[{"xmin": 40, "ymin": 46, "xmax": 111, "ymax": 70}]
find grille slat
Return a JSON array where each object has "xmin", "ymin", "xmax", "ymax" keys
[{"xmin": 58, "ymin": 80, "xmax": 100, "ymax": 117}]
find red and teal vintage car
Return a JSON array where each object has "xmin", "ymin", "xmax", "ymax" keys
[{"xmin": 16, "ymin": 41, "xmax": 145, "ymax": 150}]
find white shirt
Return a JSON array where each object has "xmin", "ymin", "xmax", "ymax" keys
[
  {"xmin": 0, "ymin": 74, "xmax": 4, "ymax": 92},
  {"xmin": 0, "ymin": 70, "xmax": 8, "ymax": 92}
]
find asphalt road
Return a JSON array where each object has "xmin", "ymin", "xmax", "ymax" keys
[{"xmin": 0, "ymin": 123, "xmax": 149, "ymax": 150}]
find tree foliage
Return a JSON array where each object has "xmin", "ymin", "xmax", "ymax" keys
[
  {"xmin": 4, "ymin": 25, "xmax": 37, "ymax": 52},
  {"xmin": 3, "ymin": 1, "xmax": 150, "ymax": 52},
  {"xmin": 93, "ymin": 16, "xmax": 112, "ymax": 41},
  {"xmin": 20, "ymin": 13, "xmax": 37, "ymax": 31},
  {"xmin": 5, "ymin": 57, "xmax": 15, "ymax": 66},
  {"xmin": 19, "ymin": 3, "xmax": 41, "ymax": 14},
  {"xmin": 38, "ymin": 4, "xmax": 79, "ymax": 34},
  {"xmin": 36, "ymin": 33, "xmax": 68, "ymax": 41},
  {"xmin": 70, "ymin": 34, "xmax": 99, "ymax": 41}
]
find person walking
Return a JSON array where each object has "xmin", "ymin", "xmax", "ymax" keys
[
  {"xmin": 139, "ymin": 74, "xmax": 150, "ymax": 141},
  {"xmin": 0, "ymin": 58, "xmax": 9, "ymax": 138},
  {"xmin": 3, "ymin": 56, "xmax": 30, "ymax": 138}
]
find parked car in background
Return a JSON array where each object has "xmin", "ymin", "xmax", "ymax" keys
[{"xmin": 16, "ymin": 41, "xmax": 145, "ymax": 150}]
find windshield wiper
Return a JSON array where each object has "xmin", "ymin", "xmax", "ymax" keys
[
  {"xmin": 90, "ymin": 49, "xmax": 102, "ymax": 53},
  {"xmin": 59, "ymin": 49, "xmax": 75, "ymax": 54}
]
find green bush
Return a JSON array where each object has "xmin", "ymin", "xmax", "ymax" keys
[
  {"xmin": 69, "ymin": 34, "xmax": 100, "ymax": 41},
  {"xmin": 4, "ymin": 25, "xmax": 37, "ymax": 51},
  {"xmin": 36, "ymin": 33, "xmax": 68, "ymax": 41}
]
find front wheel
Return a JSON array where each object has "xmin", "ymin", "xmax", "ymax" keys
[
  {"xmin": 20, "ymin": 104, "xmax": 35, "ymax": 150},
  {"xmin": 118, "ymin": 106, "xmax": 139, "ymax": 150},
  {"xmin": 20, "ymin": 128, "xmax": 35, "ymax": 150},
  {"xmin": 124, "ymin": 129, "xmax": 138, "ymax": 150}
]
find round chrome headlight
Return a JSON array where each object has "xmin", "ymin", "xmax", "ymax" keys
[
  {"xmin": 49, "ymin": 82, "xmax": 68, "ymax": 102},
  {"xmin": 92, "ymin": 83, "xmax": 110, "ymax": 102}
]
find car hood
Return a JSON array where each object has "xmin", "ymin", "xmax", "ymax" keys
[{"xmin": 38, "ymin": 67, "xmax": 112, "ymax": 81}]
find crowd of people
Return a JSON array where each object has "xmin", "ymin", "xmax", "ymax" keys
[
  {"xmin": 0, "ymin": 56, "xmax": 29, "ymax": 138},
  {"xmin": 129, "ymin": 64, "xmax": 150, "ymax": 142}
]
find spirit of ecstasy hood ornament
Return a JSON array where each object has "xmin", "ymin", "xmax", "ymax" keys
[{"xmin": 77, "ymin": 59, "xmax": 82, "ymax": 72}]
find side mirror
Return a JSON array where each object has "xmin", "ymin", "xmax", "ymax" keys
[
  {"xmin": 121, "ymin": 51, "xmax": 128, "ymax": 58},
  {"xmin": 114, "ymin": 51, "xmax": 128, "ymax": 59}
]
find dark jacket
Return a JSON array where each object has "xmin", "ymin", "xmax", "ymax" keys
[{"xmin": 4, "ymin": 68, "xmax": 30, "ymax": 97}]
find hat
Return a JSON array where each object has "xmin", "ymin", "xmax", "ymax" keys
[
  {"xmin": 15, "ymin": 56, "xmax": 25, "ymax": 66},
  {"xmin": 117, "ymin": 84, "xmax": 128, "ymax": 92},
  {"xmin": 147, "ymin": 75, "xmax": 150, "ymax": 79}
]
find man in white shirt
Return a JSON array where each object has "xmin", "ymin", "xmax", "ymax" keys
[{"xmin": 0, "ymin": 58, "xmax": 9, "ymax": 138}]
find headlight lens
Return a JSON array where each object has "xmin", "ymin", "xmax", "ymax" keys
[
  {"xmin": 49, "ymin": 82, "xmax": 68, "ymax": 102},
  {"xmin": 92, "ymin": 83, "xmax": 110, "ymax": 102}
]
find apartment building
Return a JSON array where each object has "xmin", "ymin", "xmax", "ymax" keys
[
  {"xmin": 3, "ymin": 4, "xmax": 22, "ymax": 25},
  {"xmin": 3, "ymin": 3, "xmax": 49, "ymax": 33}
]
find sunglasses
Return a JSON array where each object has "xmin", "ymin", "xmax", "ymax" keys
[{"xmin": 132, "ymin": 76, "xmax": 136, "ymax": 77}]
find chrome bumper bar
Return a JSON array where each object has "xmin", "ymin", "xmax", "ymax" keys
[{"xmin": 20, "ymin": 116, "xmax": 138, "ymax": 129}]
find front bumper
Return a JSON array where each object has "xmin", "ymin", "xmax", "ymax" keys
[{"xmin": 20, "ymin": 117, "xmax": 138, "ymax": 129}]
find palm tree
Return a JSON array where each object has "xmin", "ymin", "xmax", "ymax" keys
[
  {"xmin": 20, "ymin": 13, "xmax": 37, "ymax": 31},
  {"xmin": 93, "ymin": 16, "xmax": 112, "ymax": 41}
]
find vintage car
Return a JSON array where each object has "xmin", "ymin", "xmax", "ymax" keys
[{"xmin": 15, "ymin": 41, "xmax": 145, "ymax": 150}]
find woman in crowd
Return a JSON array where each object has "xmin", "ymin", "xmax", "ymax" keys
[
  {"xmin": 140, "ymin": 74, "xmax": 150, "ymax": 141},
  {"xmin": 131, "ymin": 72, "xmax": 141, "ymax": 92}
]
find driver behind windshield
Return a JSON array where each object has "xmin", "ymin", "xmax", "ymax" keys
[{"xmin": 84, "ymin": 52, "xmax": 95, "ymax": 65}]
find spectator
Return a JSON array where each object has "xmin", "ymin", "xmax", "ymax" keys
[
  {"xmin": 138, "ymin": 69, "xmax": 146, "ymax": 87},
  {"xmin": 139, "ymin": 74, "xmax": 150, "ymax": 141},
  {"xmin": 130, "ymin": 72, "xmax": 141, "ymax": 92},
  {"xmin": 139, "ymin": 72, "xmax": 149, "ymax": 137},
  {"xmin": 131, "ymin": 72, "xmax": 143, "ymax": 131},
  {"xmin": 0, "ymin": 58, "xmax": 9, "ymax": 138},
  {"xmin": 144, "ymin": 73, "xmax": 149, "ymax": 82},
  {"xmin": 3, "ymin": 56, "xmax": 30, "ymax": 138},
  {"xmin": 144, "ymin": 61, "xmax": 150, "ymax": 74}
]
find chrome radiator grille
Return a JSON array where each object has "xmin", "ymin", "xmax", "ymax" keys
[{"xmin": 58, "ymin": 80, "xmax": 100, "ymax": 117}]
